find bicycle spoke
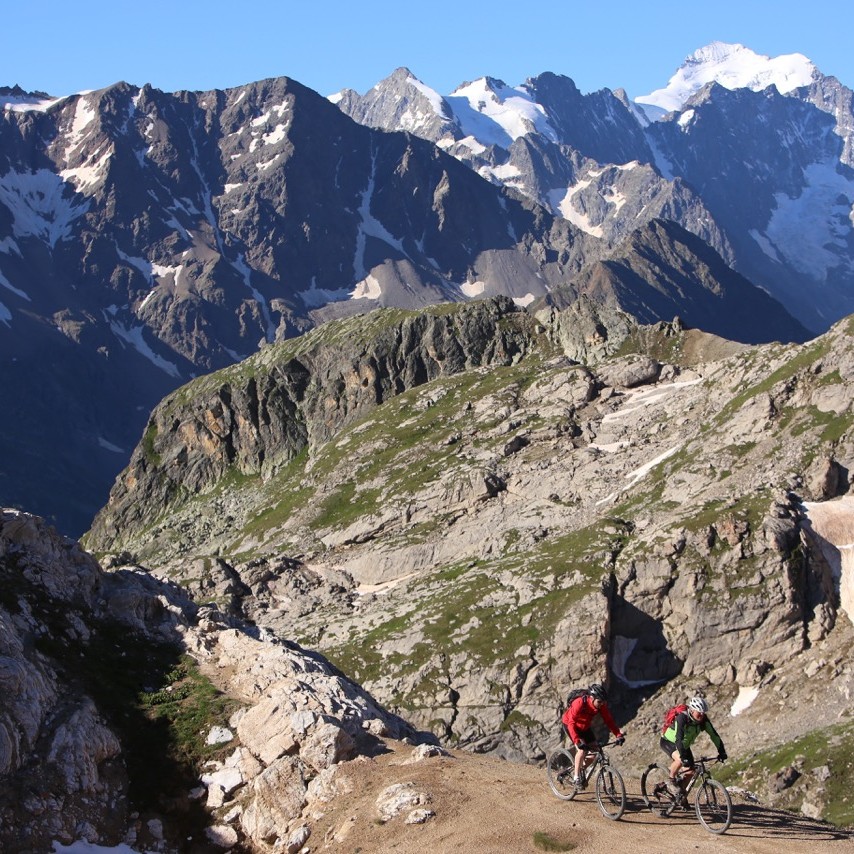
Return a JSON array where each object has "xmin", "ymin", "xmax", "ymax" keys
[
  {"xmin": 595, "ymin": 766, "xmax": 626, "ymax": 820},
  {"xmin": 694, "ymin": 778, "xmax": 733, "ymax": 834},
  {"xmin": 640, "ymin": 763, "xmax": 677, "ymax": 817},
  {"xmin": 546, "ymin": 749, "xmax": 578, "ymax": 800}
]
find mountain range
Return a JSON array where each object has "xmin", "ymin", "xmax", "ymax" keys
[
  {"xmin": 336, "ymin": 42, "xmax": 854, "ymax": 332},
  {"xmin": 3, "ymin": 41, "xmax": 854, "ymax": 850},
  {"xmin": 0, "ymin": 42, "xmax": 851, "ymax": 537}
]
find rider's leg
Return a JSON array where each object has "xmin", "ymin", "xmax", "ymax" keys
[
  {"xmin": 670, "ymin": 747, "xmax": 695, "ymax": 790},
  {"xmin": 574, "ymin": 746, "xmax": 587, "ymax": 781},
  {"xmin": 668, "ymin": 748, "xmax": 686, "ymax": 793},
  {"xmin": 668, "ymin": 748, "xmax": 682, "ymax": 780}
]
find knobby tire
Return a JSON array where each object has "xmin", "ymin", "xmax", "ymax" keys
[
  {"xmin": 694, "ymin": 777, "xmax": 733, "ymax": 834},
  {"xmin": 546, "ymin": 748, "xmax": 577, "ymax": 801},
  {"xmin": 595, "ymin": 764, "xmax": 626, "ymax": 820}
]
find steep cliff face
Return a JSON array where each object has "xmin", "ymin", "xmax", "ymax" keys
[
  {"xmin": 81, "ymin": 300, "xmax": 854, "ymax": 824},
  {"xmin": 85, "ymin": 297, "xmax": 540, "ymax": 550}
]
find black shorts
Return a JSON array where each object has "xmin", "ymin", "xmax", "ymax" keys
[
  {"xmin": 660, "ymin": 737, "xmax": 693, "ymax": 765},
  {"xmin": 572, "ymin": 727, "xmax": 597, "ymax": 747}
]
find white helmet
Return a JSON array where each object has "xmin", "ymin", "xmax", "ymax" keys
[{"xmin": 688, "ymin": 696, "xmax": 708, "ymax": 715}]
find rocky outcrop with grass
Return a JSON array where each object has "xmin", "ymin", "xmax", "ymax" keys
[
  {"xmin": 80, "ymin": 300, "xmax": 854, "ymax": 826},
  {"xmin": 85, "ymin": 297, "xmax": 539, "ymax": 554},
  {"xmin": 0, "ymin": 509, "xmax": 419, "ymax": 852}
]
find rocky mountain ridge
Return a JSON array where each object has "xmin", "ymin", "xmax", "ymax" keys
[
  {"xmin": 336, "ymin": 43, "xmax": 854, "ymax": 334},
  {"xmin": 2, "ymin": 69, "xmax": 806, "ymax": 537},
  {"xmin": 82, "ymin": 298, "xmax": 854, "ymax": 826}
]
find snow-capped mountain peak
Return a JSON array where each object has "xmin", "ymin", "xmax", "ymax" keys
[
  {"xmin": 636, "ymin": 41, "xmax": 817, "ymax": 114},
  {"xmin": 447, "ymin": 76, "xmax": 558, "ymax": 148}
]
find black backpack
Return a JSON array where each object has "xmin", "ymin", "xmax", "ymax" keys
[{"xmin": 566, "ymin": 688, "xmax": 588, "ymax": 707}]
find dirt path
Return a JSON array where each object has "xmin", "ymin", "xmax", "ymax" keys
[{"xmin": 308, "ymin": 741, "xmax": 853, "ymax": 853}]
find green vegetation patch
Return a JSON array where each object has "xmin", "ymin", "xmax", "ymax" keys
[
  {"xmin": 717, "ymin": 717, "xmax": 854, "ymax": 827},
  {"xmin": 47, "ymin": 621, "xmax": 239, "ymax": 810},
  {"xmin": 533, "ymin": 831, "xmax": 577, "ymax": 851},
  {"xmin": 716, "ymin": 338, "xmax": 832, "ymax": 424},
  {"xmin": 325, "ymin": 519, "xmax": 620, "ymax": 707}
]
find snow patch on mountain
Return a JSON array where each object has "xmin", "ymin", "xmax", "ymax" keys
[
  {"xmin": 1, "ymin": 92, "xmax": 64, "ymax": 112},
  {"xmin": 749, "ymin": 229, "xmax": 783, "ymax": 264},
  {"xmin": 730, "ymin": 684, "xmax": 760, "ymax": 716},
  {"xmin": 355, "ymin": 154, "xmax": 408, "ymax": 278},
  {"xmin": 461, "ymin": 280, "xmax": 486, "ymax": 298},
  {"xmin": 764, "ymin": 160, "xmax": 854, "ymax": 278},
  {"xmin": 300, "ymin": 277, "xmax": 351, "ymax": 308},
  {"xmin": 59, "ymin": 146, "xmax": 113, "ymax": 192},
  {"xmin": 351, "ymin": 274, "xmax": 382, "ymax": 300},
  {"xmin": 448, "ymin": 78, "xmax": 557, "ymax": 149},
  {"xmin": 549, "ymin": 178, "xmax": 603, "ymax": 238},
  {"xmin": 65, "ymin": 97, "xmax": 99, "ymax": 160},
  {"xmin": 637, "ymin": 42, "xmax": 816, "ymax": 114},
  {"xmin": 0, "ymin": 269, "xmax": 30, "ymax": 301},
  {"xmin": 0, "ymin": 168, "xmax": 90, "ymax": 246},
  {"xmin": 108, "ymin": 317, "xmax": 181, "ymax": 378},
  {"xmin": 0, "ymin": 236, "xmax": 20, "ymax": 256},
  {"xmin": 399, "ymin": 76, "xmax": 451, "ymax": 133}
]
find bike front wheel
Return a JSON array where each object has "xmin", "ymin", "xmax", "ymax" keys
[
  {"xmin": 640, "ymin": 763, "xmax": 677, "ymax": 817},
  {"xmin": 546, "ymin": 748, "xmax": 577, "ymax": 800},
  {"xmin": 595, "ymin": 764, "xmax": 626, "ymax": 820},
  {"xmin": 694, "ymin": 777, "xmax": 732, "ymax": 834}
]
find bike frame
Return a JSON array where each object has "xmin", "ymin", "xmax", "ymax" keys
[
  {"xmin": 640, "ymin": 753, "xmax": 732, "ymax": 834},
  {"xmin": 680, "ymin": 756, "xmax": 717, "ymax": 793}
]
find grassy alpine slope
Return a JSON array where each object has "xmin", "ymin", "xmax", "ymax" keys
[{"xmin": 84, "ymin": 301, "xmax": 854, "ymax": 826}]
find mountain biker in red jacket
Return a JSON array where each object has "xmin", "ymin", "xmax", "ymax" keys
[{"xmin": 561, "ymin": 683, "xmax": 625, "ymax": 789}]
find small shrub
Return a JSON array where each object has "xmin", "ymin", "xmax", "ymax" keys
[{"xmin": 533, "ymin": 831, "xmax": 576, "ymax": 851}]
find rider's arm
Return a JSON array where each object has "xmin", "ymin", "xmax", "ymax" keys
[
  {"xmin": 598, "ymin": 703, "xmax": 623, "ymax": 738},
  {"xmin": 562, "ymin": 704, "xmax": 581, "ymax": 745},
  {"xmin": 674, "ymin": 713, "xmax": 690, "ymax": 761},
  {"xmin": 703, "ymin": 718, "xmax": 726, "ymax": 755}
]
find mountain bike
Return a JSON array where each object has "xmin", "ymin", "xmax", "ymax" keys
[
  {"xmin": 546, "ymin": 739, "xmax": 626, "ymax": 820},
  {"xmin": 640, "ymin": 755, "xmax": 732, "ymax": 834}
]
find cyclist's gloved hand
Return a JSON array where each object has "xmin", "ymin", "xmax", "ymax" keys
[
  {"xmin": 615, "ymin": 735, "xmax": 625, "ymax": 746},
  {"xmin": 574, "ymin": 740, "xmax": 586, "ymax": 750},
  {"xmin": 718, "ymin": 751, "xmax": 728, "ymax": 762},
  {"xmin": 681, "ymin": 756, "xmax": 694, "ymax": 770}
]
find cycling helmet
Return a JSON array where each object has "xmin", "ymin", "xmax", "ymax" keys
[
  {"xmin": 588, "ymin": 683, "xmax": 608, "ymax": 701},
  {"xmin": 688, "ymin": 696, "xmax": 708, "ymax": 715}
]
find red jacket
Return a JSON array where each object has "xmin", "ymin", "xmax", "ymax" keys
[{"xmin": 561, "ymin": 694, "xmax": 622, "ymax": 743}]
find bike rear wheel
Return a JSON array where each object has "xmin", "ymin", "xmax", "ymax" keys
[
  {"xmin": 546, "ymin": 748, "xmax": 577, "ymax": 800},
  {"xmin": 694, "ymin": 777, "xmax": 732, "ymax": 834},
  {"xmin": 640, "ymin": 763, "xmax": 677, "ymax": 817},
  {"xmin": 595, "ymin": 764, "xmax": 626, "ymax": 820}
]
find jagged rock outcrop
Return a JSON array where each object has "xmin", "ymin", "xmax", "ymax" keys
[
  {"xmin": 85, "ymin": 297, "xmax": 540, "ymax": 552},
  {"xmin": 0, "ymin": 509, "xmax": 419, "ymax": 852}
]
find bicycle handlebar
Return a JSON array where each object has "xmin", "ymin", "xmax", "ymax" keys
[{"xmin": 593, "ymin": 739, "xmax": 624, "ymax": 749}]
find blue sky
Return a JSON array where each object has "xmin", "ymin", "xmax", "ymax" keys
[{"xmin": 3, "ymin": 1, "xmax": 852, "ymax": 100}]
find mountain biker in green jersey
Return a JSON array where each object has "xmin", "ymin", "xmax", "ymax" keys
[{"xmin": 661, "ymin": 696, "xmax": 727, "ymax": 795}]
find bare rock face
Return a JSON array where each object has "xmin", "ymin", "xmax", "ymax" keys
[
  {"xmin": 0, "ymin": 509, "xmax": 421, "ymax": 852},
  {"xmin": 0, "ymin": 509, "xmax": 194, "ymax": 851}
]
